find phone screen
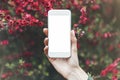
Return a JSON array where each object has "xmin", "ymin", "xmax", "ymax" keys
[{"xmin": 48, "ymin": 10, "xmax": 71, "ymax": 58}]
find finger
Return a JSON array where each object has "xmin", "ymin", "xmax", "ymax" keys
[
  {"xmin": 49, "ymin": 58, "xmax": 56, "ymax": 62},
  {"xmin": 43, "ymin": 46, "xmax": 56, "ymax": 62},
  {"xmin": 44, "ymin": 46, "xmax": 48, "ymax": 55},
  {"xmin": 44, "ymin": 38, "xmax": 48, "ymax": 46},
  {"xmin": 71, "ymin": 30, "xmax": 77, "ymax": 53},
  {"xmin": 43, "ymin": 28, "xmax": 48, "ymax": 36}
]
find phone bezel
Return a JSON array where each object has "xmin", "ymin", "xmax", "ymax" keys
[{"xmin": 48, "ymin": 9, "xmax": 71, "ymax": 58}]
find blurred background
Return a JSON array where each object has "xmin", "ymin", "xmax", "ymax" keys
[{"xmin": 0, "ymin": 0, "xmax": 120, "ymax": 80}]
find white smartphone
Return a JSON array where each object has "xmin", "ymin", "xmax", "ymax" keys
[{"xmin": 48, "ymin": 9, "xmax": 71, "ymax": 58}]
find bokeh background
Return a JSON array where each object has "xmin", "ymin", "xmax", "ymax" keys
[{"xmin": 0, "ymin": 0, "xmax": 120, "ymax": 80}]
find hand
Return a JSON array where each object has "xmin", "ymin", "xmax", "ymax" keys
[{"xmin": 43, "ymin": 28, "xmax": 88, "ymax": 80}]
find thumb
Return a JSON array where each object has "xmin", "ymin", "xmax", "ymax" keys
[{"xmin": 71, "ymin": 30, "xmax": 77, "ymax": 53}]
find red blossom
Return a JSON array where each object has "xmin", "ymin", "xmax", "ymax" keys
[
  {"xmin": 1, "ymin": 73, "xmax": 8, "ymax": 79},
  {"xmin": 79, "ymin": 7, "xmax": 88, "ymax": 25},
  {"xmin": 8, "ymin": 29, "xmax": 14, "ymax": 34},
  {"xmin": 0, "ymin": 40, "xmax": 9, "ymax": 45},
  {"xmin": 0, "ymin": 10, "xmax": 9, "ymax": 15},
  {"xmin": 101, "ymin": 69, "xmax": 107, "ymax": 77},
  {"xmin": 91, "ymin": 4, "xmax": 100, "ymax": 11},
  {"xmin": 112, "ymin": 76, "xmax": 118, "ymax": 80},
  {"xmin": 1, "ymin": 72, "xmax": 13, "ymax": 79},
  {"xmin": 38, "ymin": 21, "xmax": 44, "ymax": 26},
  {"xmin": 5, "ymin": 15, "xmax": 11, "ymax": 21},
  {"xmin": 112, "ymin": 69, "xmax": 118, "ymax": 75},
  {"xmin": 32, "ymin": 1, "xmax": 39, "ymax": 10},
  {"xmin": 8, "ymin": 19, "xmax": 14, "ymax": 26},
  {"xmin": 103, "ymin": 32, "xmax": 112, "ymax": 38},
  {"xmin": 21, "ymin": 20, "xmax": 27, "ymax": 26},
  {"xmin": 15, "ymin": 7, "xmax": 24, "ymax": 15},
  {"xmin": 85, "ymin": 59, "xmax": 91, "ymax": 66},
  {"xmin": 73, "ymin": 24, "xmax": 78, "ymax": 28},
  {"xmin": 23, "ymin": 63, "xmax": 32, "ymax": 68},
  {"xmin": 100, "ymin": 58, "xmax": 120, "ymax": 77}
]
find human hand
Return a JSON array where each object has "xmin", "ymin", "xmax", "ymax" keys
[{"xmin": 43, "ymin": 28, "xmax": 88, "ymax": 80}]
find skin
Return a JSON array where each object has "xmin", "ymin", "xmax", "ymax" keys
[{"xmin": 43, "ymin": 28, "xmax": 88, "ymax": 80}]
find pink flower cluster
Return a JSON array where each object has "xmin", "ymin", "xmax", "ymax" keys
[
  {"xmin": 0, "ymin": 40, "xmax": 9, "ymax": 45},
  {"xmin": 0, "ymin": 0, "xmax": 95, "ymax": 48},
  {"xmin": 0, "ymin": 0, "xmax": 99, "ymax": 35},
  {"xmin": 1, "ymin": 11, "xmax": 44, "ymax": 34},
  {"xmin": 79, "ymin": 7, "xmax": 88, "ymax": 25},
  {"xmin": 1, "ymin": 72, "xmax": 13, "ymax": 79},
  {"xmin": 101, "ymin": 58, "xmax": 120, "ymax": 80},
  {"xmin": 1, "ymin": 0, "xmax": 59, "ymax": 34}
]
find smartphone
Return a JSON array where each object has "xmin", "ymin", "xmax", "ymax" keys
[{"xmin": 48, "ymin": 9, "xmax": 71, "ymax": 58}]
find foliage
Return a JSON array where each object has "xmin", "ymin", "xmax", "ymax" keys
[{"xmin": 0, "ymin": 0, "xmax": 120, "ymax": 80}]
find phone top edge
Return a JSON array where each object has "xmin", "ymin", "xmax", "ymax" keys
[
  {"xmin": 48, "ymin": 9, "xmax": 71, "ymax": 15},
  {"xmin": 48, "ymin": 9, "xmax": 71, "ymax": 11}
]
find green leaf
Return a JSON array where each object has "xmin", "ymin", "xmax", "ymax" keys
[
  {"xmin": 19, "ymin": 59, "xmax": 25, "ymax": 65},
  {"xmin": 5, "ymin": 63, "xmax": 15, "ymax": 69},
  {"xmin": 38, "ymin": 65, "xmax": 42, "ymax": 70}
]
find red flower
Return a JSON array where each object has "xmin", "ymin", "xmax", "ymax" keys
[
  {"xmin": 5, "ymin": 15, "xmax": 11, "ymax": 21},
  {"xmin": 112, "ymin": 69, "xmax": 118, "ymax": 75},
  {"xmin": 21, "ymin": 20, "xmax": 27, "ymax": 26},
  {"xmin": 8, "ymin": 19, "xmax": 14, "ymax": 26},
  {"xmin": 73, "ymin": 24, "xmax": 78, "ymax": 28},
  {"xmin": 100, "ymin": 70, "xmax": 107, "ymax": 77},
  {"xmin": 1, "ymin": 72, "xmax": 13, "ymax": 79},
  {"xmin": 79, "ymin": 7, "xmax": 88, "ymax": 25},
  {"xmin": 112, "ymin": 76, "xmax": 118, "ymax": 80},
  {"xmin": 15, "ymin": 7, "xmax": 24, "ymax": 15},
  {"xmin": 32, "ymin": 1, "xmax": 39, "ymax": 10},
  {"xmin": 8, "ymin": 29, "xmax": 14, "ymax": 34},
  {"xmin": 85, "ymin": 59, "xmax": 91, "ymax": 66},
  {"xmin": 0, "ymin": 40, "xmax": 9, "ymax": 45},
  {"xmin": 38, "ymin": 21, "xmax": 44, "ymax": 27},
  {"xmin": 1, "ymin": 73, "xmax": 8, "ymax": 79},
  {"xmin": 91, "ymin": 4, "xmax": 100, "ymax": 11},
  {"xmin": 103, "ymin": 32, "xmax": 112, "ymax": 39},
  {"xmin": 101, "ymin": 58, "xmax": 120, "ymax": 77},
  {"xmin": 28, "ymin": 0, "xmax": 33, "ymax": 3},
  {"xmin": 23, "ymin": 63, "xmax": 32, "ymax": 68}
]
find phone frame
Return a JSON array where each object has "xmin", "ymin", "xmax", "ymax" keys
[{"xmin": 48, "ymin": 9, "xmax": 71, "ymax": 58}]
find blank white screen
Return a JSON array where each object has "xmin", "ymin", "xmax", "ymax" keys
[{"xmin": 49, "ymin": 14, "xmax": 70, "ymax": 53}]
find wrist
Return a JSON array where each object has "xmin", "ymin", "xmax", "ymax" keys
[{"xmin": 67, "ymin": 67, "xmax": 88, "ymax": 80}]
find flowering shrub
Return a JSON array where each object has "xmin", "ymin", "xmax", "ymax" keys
[{"xmin": 0, "ymin": 0, "xmax": 120, "ymax": 80}]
